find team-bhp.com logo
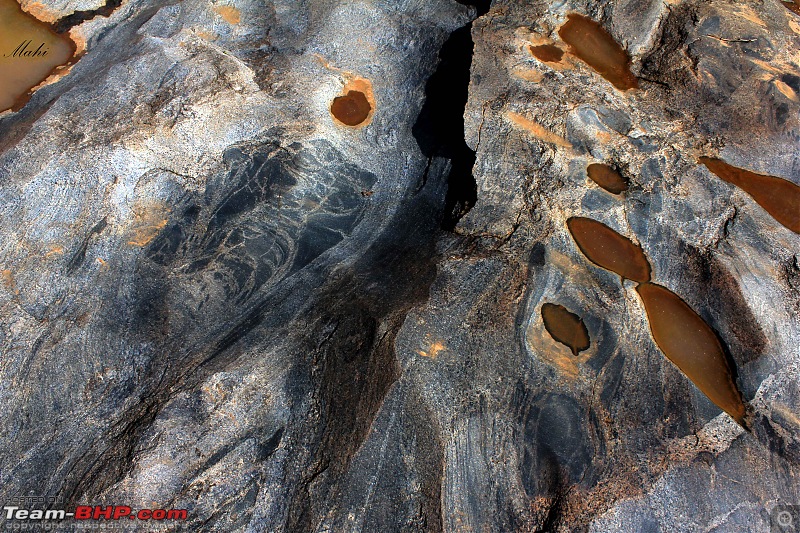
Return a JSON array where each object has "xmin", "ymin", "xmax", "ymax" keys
[
  {"xmin": 4, "ymin": 504, "xmax": 187, "ymax": 529},
  {"xmin": 772, "ymin": 504, "xmax": 800, "ymax": 533}
]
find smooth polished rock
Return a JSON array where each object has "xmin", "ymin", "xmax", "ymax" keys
[{"xmin": 0, "ymin": 0, "xmax": 798, "ymax": 531}]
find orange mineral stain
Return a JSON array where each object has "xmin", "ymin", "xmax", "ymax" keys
[
  {"xmin": 636, "ymin": 282, "xmax": 746, "ymax": 425},
  {"xmin": 541, "ymin": 303, "xmax": 590, "ymax": 356},
  {"xmin": 506, "ymin": 111, "xmax": 572, "ymax": 148},
  {"xmin": 699, "ymin": 156, "xmax": 800, "ymax": 234},
  {"xmin": 0, "ymin": 0, "xmax": 76, "ymax": 112},
  {"xmin": 558, "ymin": 13, "xmax": 638, "ymax": 91},
  {"xmin": 567, "ymin": 217, "xmax": 651, "ymax": 283},
  {"xmin": 587, "ymin": 163, "xmax": 628, "ymax": 194},
  {"xmin": 126, "ymin": 203, "xmax": 169, "ymax": 247},
  {"xmin": 331, "ymin": 77, "xmax": 375, "ymax": 128},
  {"xmin": 214, "ymin": 5, "xmax": 241, "ymax": 25},
  {"xmin": 1, "ymin": 269, "xmax": 17, "ymax": 293},
  {"xmin": 417, "ymin": 341, "xmax": 446, "ymax": 359}
]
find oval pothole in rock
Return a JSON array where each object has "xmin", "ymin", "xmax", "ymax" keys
[
  {"xmin": 636, "ymin": 282, "xmax": 747, "ymax": 425},
  {"xmin": 567, "ymin": 216, "xmax": 651, "ymax": 283},
  {"xmin": 699, "ymin": 156, "xmax": 800, "ymax": 234},
  {"xmin": 541, "ymin": 303, "xmax": 591, "ymax": 357},
  {"xmin": 331, "ymin": 78, "xmax": 375, "ymax": 128},
  {"xmin": 557, "ymin": 13, "xmax": 638, "ymax": 91},
  {"xmin": 529, "ymin": 44, "xmax": 564, "ymax": 63},
  {"xmin": 587, "ymin": 163, "xmax": 629, "ymax": 194}
]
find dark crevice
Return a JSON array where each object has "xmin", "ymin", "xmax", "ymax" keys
[
  {"xmin": 413, "ymin": 1, "xmax": 490, "ymax": 231},
  {"xmin": 66, "ymin": 216, "xmax": 108, "ymax": 274},
  {"xmin": 53, "ymin": 0, "xmax": 124, "ymax": 34}
]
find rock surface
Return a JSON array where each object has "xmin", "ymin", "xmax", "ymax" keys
[{"xmin": 0, "ymin": 0, "xmax": 798, "ymax": 531}]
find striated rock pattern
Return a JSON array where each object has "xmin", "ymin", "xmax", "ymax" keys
[{"xmin": 0, "ymin": 0, "xmax": 798, "ymax": 532}]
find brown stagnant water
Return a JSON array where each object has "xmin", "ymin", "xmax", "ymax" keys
[
  {"xmin": 784, "ymin": 1, "xmax": 800, "ymax": 15},
  {"xmin": 529, "ymin": 44, "xmax": 564, "ymax": 63},
  {"xmin": 331, "ymin": 90, "xmax": 372, "ymax": 126},
  {"xmin": 541, "ymin": 303, "xmax": 590, "ymax": 356},
  {"xmin": 557, "ymin": 13, "xmax": 638, "ymax": 91},
  {"xmin": 636, "ymin": 282, "xmax": 746, "ymax": 425},
  {"xmin": 699, "ymin": 157, "xmax": 800, "ymax": 234},
  {"xmin": 0, "ymin": 0, "xmax": 76, "ymax": 112},
  {"xmin": 567, "ymin": 217, "xmax": 651, "ymax": 283},
  {"xmin": 587, "ymin": 163, "xmax": 628, "ymax": 194}
]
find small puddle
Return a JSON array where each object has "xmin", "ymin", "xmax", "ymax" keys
[
  {"xmin": 567, "ymin": 217, "xmax": 651, "ymax": 283},
  {"xmin": 699, "ymin": 156, "xmax": 800, "ymax": 234},
  {"xmin": 541, "ymin": 303, "xmax": 590, "ymax": 356},
  {"xmin": 529, "ymin": 44, "xmax": 564, "ymax": 63},
  {"xmin": 330, "ymin": 77, "xmax": 375, "ymax": 128},
  {"xmin": 636, "ymin": 282, "xmax": 746, "ymax": 425},
  {"xmin": 784, "ymin": 1, "xmax": 800, "ymax": 15},
  {"xmin": 331, "ymin": 90, "xmax": 370, "ymax": 126},
  {"xmin": 0, "ymin": 0, "xmax": 77, "ymax": 113},
  {"xmin": 557, "ymin": 13, "xmax": 638, "ymax": 91},
  {"xmin": 587, "ymin": 163, "xmax": 628, "ymax": 194}
]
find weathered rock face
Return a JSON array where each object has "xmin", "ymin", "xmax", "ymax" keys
[{"xmin": 0, "ymin": 0, "xmax": 798, "ymax": 531}]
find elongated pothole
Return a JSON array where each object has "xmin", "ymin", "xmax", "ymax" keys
[
  {"xmin": 699, "ymin": 157, "xmax": 800, "ymax": 234},
  {"xmin": 567, "ymin": 217, "xmax": 651, "ymax": 283},
  {"xmin": 0, "ymin": 0, "xmax": 77, "ymax": 112},
  {"xmin": 558, "ymin": 13, "xmax": 638, "ymax": 91},
  {"xmin": 587, "ymin": 163, "xmax": 628, "ymax": 194},
  {"xmin": 541, "ymin": 303, "xmax": 590, "ymax": 356},
  {"xmin": 529, "ymin": 44, "xmax": 564, "ymax": 63},
  {"xmin": 636, "ymin": 282, "xmax": 747, "ymax": 425}
]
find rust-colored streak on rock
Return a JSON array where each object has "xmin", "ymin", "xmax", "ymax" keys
[
  {"xmin": 636, "ymin": 282, "xmax": 746, "ymax": 425},
  {"xmin": 506, "ymin": 111, "xmax": 572, "ymax": 148},
  {"xmin": 587, "ymin": 163, "xmax": 628, "ymax": 194},
  {"xmin": 331, "ymin": 90, "xmax": 371, "ymax": 126},
  {"xmin": 541, "ymin": 303, "xmax": 590, "ymax": 356},
  {"xmin": 557, "ymin": 13, "xmax": 638, "ymax": 91},
  {"xmin": 567, "ymin": 217, "xmax": 651, "ymax": 282},
  {"xmin": 699, "ymin": 156, "xmax": 800, "ymax": 234},
  {"xmin": 529, "ymin": 44, "xmax": 564, "ymax": 63},
  {"xmin": 0, "ymin": 0, "xmax": 77, "ymax": 112}
]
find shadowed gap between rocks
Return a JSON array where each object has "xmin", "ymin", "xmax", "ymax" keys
[
  {"xmin": 53, "ymin": 0, "xmax": 124, "ymax": 33},
  {"xmin": 413, "ymin": 1, "xmax": 491, "ymax": 231},
  {"xmin": 281, "ymin": 182, "xmax": 450, "ymax": 531}
]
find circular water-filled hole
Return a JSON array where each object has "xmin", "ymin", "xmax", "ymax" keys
[{"xmin": 331, "ymin": 90, "xmax": 372, "ymax": 126}]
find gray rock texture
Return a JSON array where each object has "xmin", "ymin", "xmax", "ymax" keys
[{"xmin": 1, "ymin": 0, "xmax": 798, "ymax": 531}]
